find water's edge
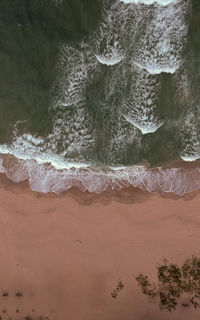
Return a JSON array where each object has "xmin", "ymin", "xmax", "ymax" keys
[{"xmin": 0, "ymin": 153, "xmax": 200, "ymax": 195}]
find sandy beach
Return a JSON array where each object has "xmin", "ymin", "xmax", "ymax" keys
[{"xmin": 0, "ymin": 174, "xmax": 200, "ymax": 320}]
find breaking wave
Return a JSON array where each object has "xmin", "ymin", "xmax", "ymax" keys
[
  {"xmin": 0, "ymin": 0, "xmax": 199, "ymax": 196},
  {"xmin": 132, "ymin": 0, "xmax": 191, "ymax": 75},
  {"xmin": 91, "ymin": 0, "xmax": 127, "ymax": 66},
  {"xmin": 0, "ymin": 153, "xmax": 200, "ymax": 195},
  {"xmin": 180, "ymin": 108, "xmax": 200, "ymax": 162},
  {"xmin": 122, "ymin": 66, "xmax": 163, "ymax": 134},
  {"xmin": 120, "ymin": 0, "xmax": 175, "ymax": 5},
  {"xmin": 93, "ymin": 0, "xmax": 190, "ymax": 75},
  {"xmin": 172, "ymin": 66, "xmax": 200, "ymax": 163},
  {"xmin": 0, "ymin": 126, "xmax": 199, "ymax": 195}
]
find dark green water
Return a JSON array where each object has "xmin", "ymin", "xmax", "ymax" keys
[
  {"xmin": 0, "ymin": 0, "xmax": 102, "ymax": 140},
  {"xmin": 0, "ymin": 0, "xmax": 199, "ymax": 194}
]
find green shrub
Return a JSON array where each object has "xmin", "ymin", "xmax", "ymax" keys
[{"xmin": 136, "ymin": 256, "xmax": 200, "ymax": 312}]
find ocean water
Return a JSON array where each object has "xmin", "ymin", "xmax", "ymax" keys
[{"xmin": 0, "ymin": 0, "xmax": 200, "ymax": 194}]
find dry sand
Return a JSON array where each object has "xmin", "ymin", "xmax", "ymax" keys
[{"xmin": 0, "ymin": 174, "xmax": 200, "ymax": 320}]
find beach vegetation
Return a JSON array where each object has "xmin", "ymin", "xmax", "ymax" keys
[
  {"xmin": 136, "ymin": 255, "xmax": 200, "ymax": 312},
  {"xmin": 111, "ymin": 280, "xmax": 124, "ymax": 299}
]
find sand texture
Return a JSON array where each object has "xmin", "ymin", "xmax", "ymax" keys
[{"xmin": 0, "ymin": 175, "xmax": 199, "ymax": 320}]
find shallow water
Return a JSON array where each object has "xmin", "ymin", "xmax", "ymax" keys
[{"xmin": 0, "ymin": 0, "xmax": 200, "ymax": 194}]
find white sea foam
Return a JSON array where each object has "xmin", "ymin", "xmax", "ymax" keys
[
  {"xmin": 134, "ymin": 61, "xmax": 180, "ymax": 75},
  {"xmin": 48, "ymin": 44, "xmax": 96, "ymax": 160},
  {"xmin": 47, "ymin": 104, "xmax": 95, "ymax": 160},
  {"xmin": 1, "ymin": 0, "xmax": 196, "ymax": 195},
  {"xmin": 180, "ymin": 107, "xmax": 200, "ymax": 162},
  {"xmin": 54, "ymin": 43, "xmax": 97, "ymax": 109},
  {"xmin": 91, "ymin": 0, "xmax": 134, "ymax": 66},
  {"xmin": 132, "ymin": 0, "xmax": 191, "ymax": 75},
  {"xmin": 124, "ymin": 115, "xmax": 163, "ymax": 134},
  {"xmin": 120, "ymin": 0, "xmax": 175, "ymax": 5},
  {"xmin": 106, "ymin": 109, "xmax": 142, "ymax": 163},
  {"xmin": 171, "ymin": 65, "xmax": 200, "ymax": 163},
  {"xmin": 0, "ymin": 159, "xmax": 5, "ymax": 173},
  {"xmin": 0, "ymin": 142, "xmax": 89, "ymax": 171},
  {"xmin": 0, "ymin": 102, "xmax": 94, "ymax": 171},
  {"xmin": 172, "ymin": 65, "xmax": 192, "ymax": 105},
  {"xmin": 95, "ymin": 53, "xmax": 123, "ymax": 66},
  {"xmin": 181, "ymin": 155, "xmax": 200, "ymax": 162},
  {"xmin": 122, "ymin": 67, "xmax": 163, "ymax": 134},
  {"xmin": 0, "ymin": 152, "xmax": 200, "ymax": 195}
]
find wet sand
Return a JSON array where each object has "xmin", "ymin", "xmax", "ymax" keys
[{"xmin": 0, "ymin": 174, "xmax": 200, "ymax": 320}]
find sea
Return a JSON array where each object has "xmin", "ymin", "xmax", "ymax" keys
[{"xmin": 0, "ymin": 0, "xmax": 199, "ymax": 195}]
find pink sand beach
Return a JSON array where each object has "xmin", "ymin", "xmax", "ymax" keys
[{"xmin": 0, "ymin": 175, "xmax": 200, "ymax": 320}]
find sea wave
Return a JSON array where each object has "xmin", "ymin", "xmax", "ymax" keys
[
  {"xmin": 172, "ymin": 68, "xmax": 200, "ymax": 163},
  {"xmin": 120, "ymin": 0, "xmax": 175, "ymax": 5},
  {"xmin": 95, "ymin": 54, "xmax": 123, "ymax": 66},
  {"xmin": 180, "ymin": 107, "xmax": 200, "ymax": 162},
  {"xmin": 132, "ymin": 0, "xmax": 191, "ymax": 75},
  {"xmin": 0, "ymin": 0, "xmax": 198, "ymax": 196},
  {"xmin": 0, "ymin": 153, "xmax": 200, "ymax": 195},
  {"xmin": 122, "ymin": 67, "xmax": 163, "ymax": 134},
  {"xmin": 91, "ymin": 0, "xmax": 128, "ymax": 67}
]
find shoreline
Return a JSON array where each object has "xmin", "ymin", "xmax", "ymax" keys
[
  {"xmin": 0, "ymin": 175, "xmax": 200, "ymax": 319},
  {"xmin": 1, "ymin": 154, "xmax": 200, "ymax": 195},
  {"xmin": 0, "ymin": 170, "xmax": 199, "ymax": 202}
]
